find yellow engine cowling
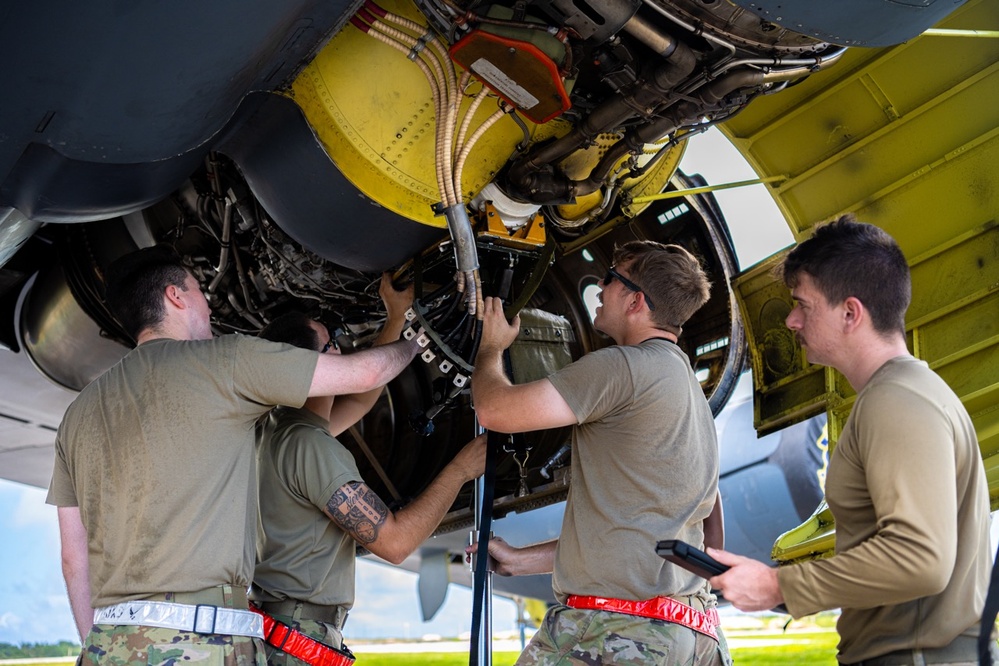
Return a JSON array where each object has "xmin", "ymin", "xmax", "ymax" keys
[{"xmin": 285, "ymin": 0, "xmax": 684, "ymax": 231}]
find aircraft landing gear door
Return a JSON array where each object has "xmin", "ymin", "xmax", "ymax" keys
[
  {"xmin": 731, "ymin": 251, "xmax": 845, "ymax": 564},
  {"xmin": 730, "ymin": 251, "xmax": 844, "ymax": 439}
]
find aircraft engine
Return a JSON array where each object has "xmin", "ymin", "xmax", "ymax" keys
[
  {"xmin": 8, "ymin": 161, "xmax": 746, "ymax": 529},
  {"xmin": 0, "ymin": 0, "xmax": 912, "ymax": 532}
]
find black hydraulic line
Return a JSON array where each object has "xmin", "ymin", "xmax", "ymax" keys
[
  {"xmin": 467, "ymin": 319, "xmax": 484, "ymax": 367},
  {"xmin": 413, "ymin": 255, "xmax": 424, "ymax": 300},
  {"xmin": 426, "ymin": 282, "xmax": 465, "ymax": 325},
  {"xmin": 422, "ymin": 293, "xmax": 458, "ymax": 323},
  {"xmin": 455, "ymin": 309, "xmax": 476, "ymax": 356},
  {"xmin": 468, "ymin": 431, "xmax": 501, "ymax": 666},
  {"xmin": 442, "ymin": 312, "xmax": 470, "ymax": 345},
  {"xmin": 505, "ymin": 235, "xmax": 557, "ymax": 319},
  {"xmin": 431, "ymin": 293, "xmax": 463, "ymax": 330},
  {"xmin": 422, "ymin": 277, "xmax": 457, "ymax": 305}
]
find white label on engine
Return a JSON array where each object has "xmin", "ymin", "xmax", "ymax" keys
[{"xmin": 471, "ymin": 58, "xmax": 540, "ymax": 110}]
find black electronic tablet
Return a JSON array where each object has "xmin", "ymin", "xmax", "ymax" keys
[{"xmin": 655, "ymin": 539, "xmax": 729, "ymax": 579}]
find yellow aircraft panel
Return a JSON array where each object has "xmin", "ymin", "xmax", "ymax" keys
[{"xmin": 288, "ymin": 0, "xmax": 540, "ymax": 228}]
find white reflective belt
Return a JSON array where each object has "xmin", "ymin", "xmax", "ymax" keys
[{"xmin": 94, "ymin": 600, "xmax": 264, "ymax": 638}]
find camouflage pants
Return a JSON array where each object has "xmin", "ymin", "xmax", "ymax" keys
[
  {"xmin": 516, "ymin": 605, "xmax": 733, "ymax": 666},
  {"xmin": 260, "ymin": 614, "xmax": 347, "ymax": 666},
  {"xmin": 79, "ymin": 624, "xmax": 266, "ymax": 665}
]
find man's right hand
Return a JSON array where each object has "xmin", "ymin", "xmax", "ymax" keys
[
  {"xmin": 708, "ymin": 547, "xmax": 784, "ymax": 612},
  {"xmin": 478, "ymin": 297, "xmax": 520, "ymax": 356}
]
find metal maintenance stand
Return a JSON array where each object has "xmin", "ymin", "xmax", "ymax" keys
[
  {"xmin": 473, "ymin": 474, "xmax": 493, "ymax": 666},
  {"xmin": 471, "ymin": 420, "xmax": 493, "ymax": 666}
]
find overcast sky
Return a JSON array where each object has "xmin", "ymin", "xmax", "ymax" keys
[{"xmin": 0, "ymin": 127, "xmax": 791, "ymax": 646}]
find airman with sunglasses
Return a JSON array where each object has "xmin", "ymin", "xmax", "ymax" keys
[{"xmin": 468, "ymin": 240, "xmax": 730, "ymax": 666}]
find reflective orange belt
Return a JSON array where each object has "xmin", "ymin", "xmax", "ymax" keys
[
  {"xmin": 249, "ymin": 606, "xmax": 355, "ymax": 666},
  {"xmin": 565, "ymin": 594, "xmax": 720, "ymax": 641}
]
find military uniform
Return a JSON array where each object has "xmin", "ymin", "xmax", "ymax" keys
[
  {"xmin": 253, "ymin": 406, "xmax": 361, "ymax": 663},
  {"xmin": 527, "ymin": 338, "xmax": 731, "ymax": 666},
  {"xmin": 81, "ymin": 588, "xmax": 264, "ymax": 666},
  {"xmin": 46, "ymin": 335, "xmax": 317, "ymax": 665},
  {"xmin": 255, "ymin": 604, "xmax": 350, "ymax": 666},
  {"xmin": 778, "ymin": 357, "xmax": 993, "ymax": 665},
  {"xmin": 523, "ymin": 605, "xmax": 728, "ymax": 666}
]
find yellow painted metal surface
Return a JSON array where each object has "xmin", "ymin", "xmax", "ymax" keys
[
  {"xmin": 287, "ymin": 0, "xmax": 685, "ymax": 231},
  {"xmin": 731, "ymin": 253, "xmax": 845, "ymax": 437},
  {"xmin": 287, "ymin": 0, "xmax": 544, "ymax": 228},
  {"xmin": 770, "ymin": 501, "xmax": 836, "ymax": 563},
  {"xmin": 481, "ymin": 203, "xmax": 548, "ymax": 249},
  {"xmin": 556, "ymin": 134, "xmax": 686, "ymax": 222},
  {"xmin": 727, "ymin": 0, "xmax": 999, "ymax": 560},
  {"xmin": 615, "ymin": 140, "xmax": 685, "ymax": 220}
]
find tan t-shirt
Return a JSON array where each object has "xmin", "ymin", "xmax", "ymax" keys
[
  {"xmin": 547, "ymin": 339, "xmax": 719, "ymax": 604},
  {"xmin": 778, "ymin": 356, "xmax": 991, "ymax": 663},
  {"xmin": 253, "ymin": 406, "xmax": 361, "ymax": 608},
  {"xmin": 46, "ymin": 335, "xmax": 317, "ymax": 608}
]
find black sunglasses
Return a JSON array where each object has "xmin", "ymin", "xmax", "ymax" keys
[
  {"xmin": 603, "ymin": 267, "xmax": 656, "ymax": 311},
  {"xmin": 321, "ymin": 337, "xmax": 339, "ymax": 354}
]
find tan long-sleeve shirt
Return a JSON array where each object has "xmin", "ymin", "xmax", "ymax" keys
[{"xmin": 777, "ymin": 356, "xmax": 991, "ymax": 664}]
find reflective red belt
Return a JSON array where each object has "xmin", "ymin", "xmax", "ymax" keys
[
  {"xmin": 565, "ymin": 594, "xmax": 720, "ymax": 640},
  {"xmin": 249, "ymin": 606, "xmax": 355, "ymax": 666}
]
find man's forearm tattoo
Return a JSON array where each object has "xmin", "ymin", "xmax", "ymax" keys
[{"xmin": 326, "ymin": 482, "xmax": 389, "ymax": 544}]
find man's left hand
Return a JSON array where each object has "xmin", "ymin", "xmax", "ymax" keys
[{"xmin": 379, "ymin": 272, "xmax": 414, "ymax": 323}]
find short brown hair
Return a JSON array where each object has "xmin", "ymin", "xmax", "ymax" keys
[
  {"xmin": 105, "ymin": 246, "xmax": 191, "ymax": 342},
  {"xmin": 780, "ymin": 214, "xmax": 910, "ymax": 336},
  {"xmin": 613, "ymin": 241, "xmax": 711, "ymax": 333}
]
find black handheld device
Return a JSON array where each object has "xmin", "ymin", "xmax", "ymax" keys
[{"xmin": 655, "ymin": 539, "xmax": 729, "ymax": 579}]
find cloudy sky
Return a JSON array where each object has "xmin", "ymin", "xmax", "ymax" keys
[
  {"xmin": 0, "ymin": 477, "xmax": 522, "ymax": 644},
  {"xmin": 0, "ymin": 128, "xmax": 790, "ymax": 646}
]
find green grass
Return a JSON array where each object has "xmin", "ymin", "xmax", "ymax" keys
[
  {"xmin": 728, "ymin": 630, "xmax": 839, "ymax": 665},
  {"xmin": 350, "ymin": 653, "xmax": 521, "ymax": 666},
  {"xmin": 5, "ymin": 646, "xmax": 502, "ymax": 665}
]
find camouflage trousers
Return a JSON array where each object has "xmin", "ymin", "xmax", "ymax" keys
[
  {"xmin": 260, "ymin": 614, "xmax": 347, "ymax": 666},
  {"xmin": 515, "ymin": 604, "xmax": 733, "ymax": 666},
  {"xmin": 79, "ymin": 624, "xmax": 266, "ymax": 665}
]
